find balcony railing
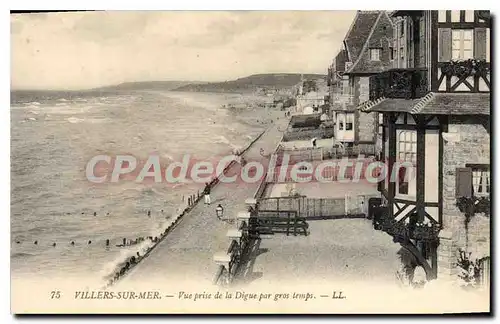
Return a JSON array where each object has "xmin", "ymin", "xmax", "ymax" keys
[
  {"xmin": 369, "ymin": 68, "xmax": 429, "ymax": 101},
  {"xmin": 437, "ymin": 59, "xmax": 490, "ymax": 92},
  {"xmin": 371, "ymin": 206, "xmax": 441, "ymax": 242}
]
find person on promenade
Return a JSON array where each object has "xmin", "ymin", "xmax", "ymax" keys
[
  {"xmin": 204, "ymin": 182, "xmax": 211, "ymax": 205},
  {"xmin": 216, "ymin": 204, "xmax": 224, "ymax": 220}
]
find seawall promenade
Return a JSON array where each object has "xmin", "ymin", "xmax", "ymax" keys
[{"xmin": 114, "ymin": 114, "xmax": 289, "ymax": 289}]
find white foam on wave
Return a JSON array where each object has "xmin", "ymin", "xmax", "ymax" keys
[
  {"xmin": 86, "ymin": 118, "xmax": 109, "ymax": 124},
  {"xmin": 67, "ymin": 117, "xmax": 84, "ymax": 124},
  {"xmin": 20, "ymin": 104, "xmax": 41, "ymax": 110},
  {"xmin": 215, "ymin": 135, "xmax": 241, "ymax": 151},
  {"xmin": 162, "ymin": 153, "xmax": 175, "ymax": 161},
  {"xmin": 99, "ymin": 240, "xmax": 155, "ymax": 280},
  {"xmin": 100, "ymin": 212, "xmax": 183, "ymax": 284}
]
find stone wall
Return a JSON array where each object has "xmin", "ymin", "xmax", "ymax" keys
[
  {"xmin": 358, "ymin": 111, "xmax": 377, "ymax": 143},
  {"xmin": 438, "ymin": 115, "xmax": 490, "ymax": 278},
  {"xmin": 359, "ymin": 77, "xmax": 370, "ymax": 103}
]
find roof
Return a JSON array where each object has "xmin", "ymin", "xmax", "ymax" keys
[
  {"xmin": 290, "ymin": 114, "xmax": 322, "ymax": 128},
  {"xmin": 391, "ymin": 10, "xmax": 424, "ymax": 17},
  {"xmin": 333, "ymin": 49, "xmax": 347, "ymax": 72},
  {"xmin": 359, "ymin": 93, "xmax": 491, "ymax": 116},
  {"xmin": 343, "ymin": 11, "xmax": 380, "ymax": 67},
  {"xmin": 344, "ymin": 11, "xmax": 395, "ymax": 75}
]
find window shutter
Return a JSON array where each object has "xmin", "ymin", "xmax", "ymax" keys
[
  {"xmin": 439, "ymin": 28, "xmax": 452, "ymax": 62},
  {"xmin": 456, "ymin": 167, "xmax": 473, "ymax": 198},
  {"xmin": 474, "ymin": 28, "xmax": 487, "ymax": 60}
]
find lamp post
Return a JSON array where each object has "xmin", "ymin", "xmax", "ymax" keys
[{"xmin": 216, "ymin": 204, "xmax": 224, "ymax": 220}]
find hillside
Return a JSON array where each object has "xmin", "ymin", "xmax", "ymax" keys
[
  {"xmin": 172, "ymin": 73, "xmax": 326, "ymax": 94},
  {"xmin": 95, "ymin": 81, "xmax": 204, "ymax": 91}
]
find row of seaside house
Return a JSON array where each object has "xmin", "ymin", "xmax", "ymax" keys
[{"xmin": 287, "ymin": 10, "xmax": 490, "ymax": 284}]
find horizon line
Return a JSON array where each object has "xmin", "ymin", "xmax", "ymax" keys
[{"xmin": 10, "ymin": 71, "xmax": 327, "ymax": 92}]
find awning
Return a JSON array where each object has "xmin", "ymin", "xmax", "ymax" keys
[{"xmin": 359, "ymin": 92, "xmax": 490, "ymax": 116}]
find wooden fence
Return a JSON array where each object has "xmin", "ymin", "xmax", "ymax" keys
[{"xmin": 257, "ymin": 195, "xmax": 375, "ymax": 220}]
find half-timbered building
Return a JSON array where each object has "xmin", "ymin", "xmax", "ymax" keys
[
  {"xmin": 361, "ymin": 10, "xmax": 490, "ymax": 281},
  {"xmin": 328, "ymin": 11, "xmax": 395, "ymax": 157}
]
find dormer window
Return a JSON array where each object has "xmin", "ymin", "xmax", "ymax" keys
[{"xmin": 370, "ymin": 48, "xmax": 381, "ymax": 61}]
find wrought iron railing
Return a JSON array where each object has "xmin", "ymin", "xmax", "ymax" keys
[
  {"xmin": 437, "ymin": 60, "xmax": 490, "ymax": 92},
  {"xmin": 369, "ymin": 68, "xmax": 429, "ymax": 100},
  {"xmin": 371, "ymin": 205, "xmax": 441, "ymax": 242}
]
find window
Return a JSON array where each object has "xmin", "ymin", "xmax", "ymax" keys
[
  {"xmin": 438, "ymin": 10, "xmax": 447, "ymax": 22},
  {"xmin": 346, "ymin": 113, "xmax": 354, "ymax": 130},
  {"xmin": 398, "ymin": 131, "xmax": 417, "ymax": 165},
  {"xmin": 473, "ymin": 169, "xmax": 490, "ymax": 196},
  {"xmin": 465, "ymin": 10, "xmax": 475, "ymax": 22},
  {"xmin": 397, "ymin": 130, "xmax": 417, "ymax": 196},
  {"xmin": 338, "ymin": 114, "xmax": 345, "ymax": 130},
  {"xmin": 370, "ymin": 48, "xmax": 381, "ymax": 61},
  {"xmin": 456, "ymin": 165, "xmax": 490, "ymax": 198},
  {"xmin": 452, "ymin": 29, "xmax": 474, "ymax": 60},
  {"xmin": 400, "ymin": 20, "xmax": 405, "ymax": 36},
  {"xmin": 451, "ymin": 10, "xmax": 461, "ymax": 22},
  {"xmin": 390, "ymin": 47, "xmax": 394, "ymax": 60}
]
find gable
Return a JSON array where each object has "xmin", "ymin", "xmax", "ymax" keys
[{"xmin": 345, "ymin": 11, "xmax": 396, "ymax": 74}]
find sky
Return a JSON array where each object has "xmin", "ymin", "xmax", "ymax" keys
[{"xmin": 11, "ymin": 11, "xmax": 356, "ymax": 90}]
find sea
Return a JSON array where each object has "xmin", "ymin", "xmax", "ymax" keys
[{"xmin": 10, "ymin": 89, "xmax": 273, "ymax": 284}]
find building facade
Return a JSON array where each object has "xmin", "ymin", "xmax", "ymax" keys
[
  {"xmin": 328, "ymin": 11, "xmax": 394, "ymax": 156},
  {"xmin": 361, "ymin": 10, "xmax": 490, "ymax": 282},
  {"xmin": 296, "ymin": 78, "xmax": 329, "ymax": 115}
]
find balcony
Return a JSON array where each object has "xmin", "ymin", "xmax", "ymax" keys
[
  {"xmin": 437, "ymin": 59, "xmax": 490, "ymax": 92},
  {"xmin": 371, "ymin": 206, "xmax": 441, "ymax": 242},
  {"xmin": 369, "ymin": 68, "xmax": 428, "ymax": 101}
]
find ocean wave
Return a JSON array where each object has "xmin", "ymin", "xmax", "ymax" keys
[
  {"xmin": 214, "ymin": 135, "xmax": 241, "ymax": 151},
  {"xmin": 172, "ymin": 183, "xmax": 187, "ymax": 189},
  {"xmin": 18, "ymin": 104, "xmax": 41, "ymax": 110},
  {"xmin": 57, "ymin": 98, "xmax": 69, "ymax": 102},
  {"xmin": 23, "ymin": 101, "xmax": 40, "ymax": 106},
  {"xmin": 67, "ymin": 117, "xmax": 84, "ymax": 124},
  {"xmin": 86, "ymin": 118, "xmax": 109, "ymax": 124},
  {"xmin": 100, "ymin": 215, "xmax": 177, "ymax": 283},
  {"xmin": 214, "ymin": 135, "xmax": 230, "ymax": 145},
  {"xmin": 162, "ymin": 153, "xmax": 175, "ymax": 161},
  {"xmin": 11, "ymin": 252, "xmax": 36, "ymax": 259}
]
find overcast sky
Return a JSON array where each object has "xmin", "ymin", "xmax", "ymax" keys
[{"xmin": 11, "ymin": 11, "xmax": 356, "ymax": 90}]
